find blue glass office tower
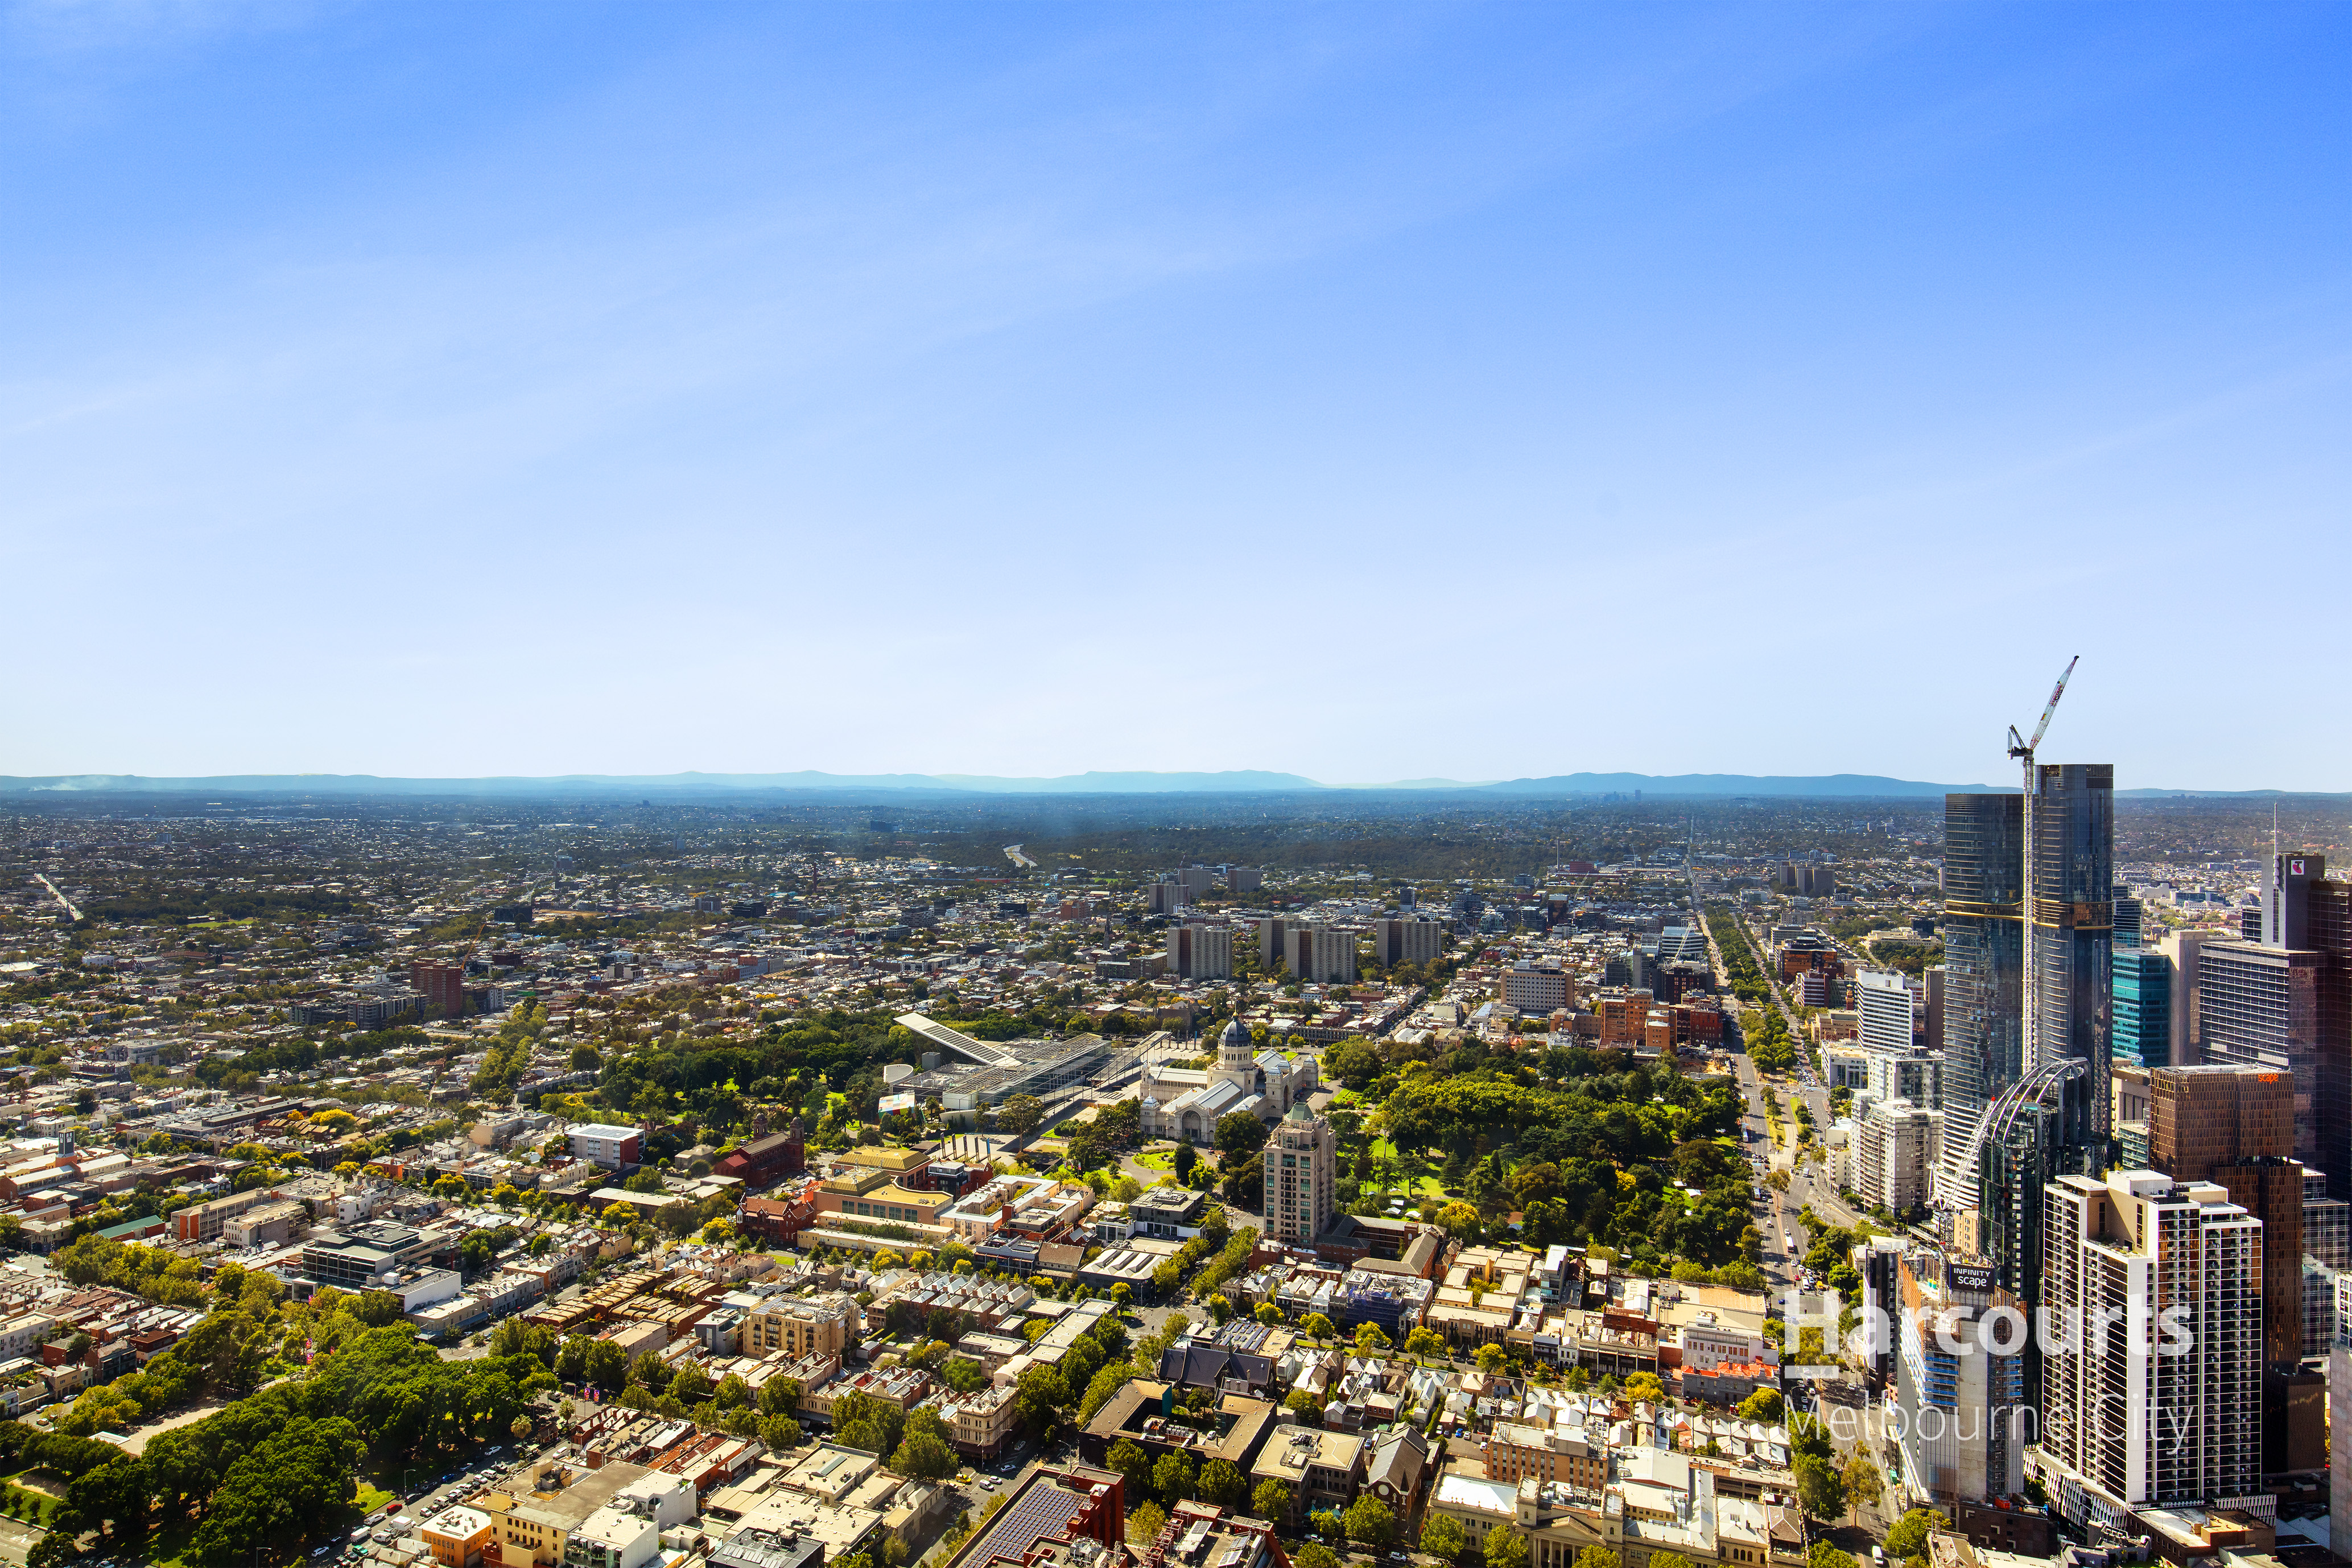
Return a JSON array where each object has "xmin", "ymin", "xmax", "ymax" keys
[{"xmin": 2114, "ymin": 947, "xmax": 2172, "ymax": 1068}]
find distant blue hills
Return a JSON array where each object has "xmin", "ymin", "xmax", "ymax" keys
[
  {"xmin": 1481, "ymin": 771, "xmax": 1984, "ymax": 797},
  {"xmin": 0, "ymin": 770, "xmax": 2316, "ymax": 798}
]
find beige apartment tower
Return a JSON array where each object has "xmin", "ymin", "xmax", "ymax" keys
[
  {"xmin": 1373, "ymin": 917, "xmax": 1444, "ymax": 970},
  {"xmin": 1295, "ymin": 925, "xmax": 1358, "ymax": 985},
  {"xmin": 1264, "ymin": 1101, "xmax": 1336, "ymax": 1244},
  {"xmin": 1167, "ymin": 922, "xmax": 1233, "ymax": 981}
]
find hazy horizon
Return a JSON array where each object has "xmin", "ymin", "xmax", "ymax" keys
[{"xmin": 5, "ymin": 765, "xmax": 2323, "ymax": 799}]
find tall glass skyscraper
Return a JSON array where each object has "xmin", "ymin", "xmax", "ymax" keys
[
  {"xmin": 2026, "ymin": 761, "xmax": 2114, "ymax": 1153},
  {"xmin": 1946, "ymin": 764, "xmax": 2113, "ymax": 1347},
  {"xmin": 1941, "ymin": 791, "xmax": 2025, "ymax": 1206}
]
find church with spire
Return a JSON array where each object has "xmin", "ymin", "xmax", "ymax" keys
[{"xmin": 1138, "ymin": 1013, "xmax": 1318, "ymax": 1144}]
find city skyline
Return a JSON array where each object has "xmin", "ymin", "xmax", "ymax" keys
[
  {"xmin": 5, "ymin": 719, "xmax": 2350, "ymax": 1556},
  {"xmin": 5, "ymin": 4, "xmax": 2348, "ymax": 787}
]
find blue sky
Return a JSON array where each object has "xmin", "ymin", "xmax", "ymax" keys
[{"xmin": 4, "ymin": 3, "xmax": 2345, "ymax": 789}]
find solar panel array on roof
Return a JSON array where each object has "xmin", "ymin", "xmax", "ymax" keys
[
  {"xmin": 963, "ymin": 1478, "xmax": 1085, "ymax": 1568},
  {"xmin": 1212, "ymin": 1320, "xmax": 1270, "ymax": 1352}
]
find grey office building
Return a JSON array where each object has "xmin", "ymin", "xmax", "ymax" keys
[
  {"xmin": 2193, "ymin": 851, "xmax": 2352, "ymax": 1195},
  {"xmin": 2199, "ymin": 942, "xmax": 2324, "ymax": 1165}
]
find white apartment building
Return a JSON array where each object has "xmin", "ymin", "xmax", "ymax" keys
[
  {"xmin": 1857, "ymin": 968, "xmax": 1917, "ymax": 1055},
  {"xmin": 567, "ymin": 1124, "xmax": 643, "ymax": 1170},
  {"xmin": 2039, "ymin": 1170, "xmax": 2263, "ymax": 1540},
  {"xmin": 1864, "ymin": 1047, "xmax": 1941, "ymax": 1111},
  {"xmin": 1853, "ymin": 1100, "xmax": 1938, "ymax": 1215},
  {"xmin": 1500, "ymin": 960, "xmax": 1572, "ymax": 1016}
]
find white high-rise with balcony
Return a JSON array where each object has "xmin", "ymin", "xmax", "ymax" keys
[
  {"xmin": 1854, "ymin": 1099, "xmax": 1939, "ymax": 1214},
  {"xmin": 1858, "ymin": 968, "xmax": 1916, "ymax": 1054},
  {"xmin": 2037, "ymin": 1169, "xmax": 2263, "ymax": 1540}
]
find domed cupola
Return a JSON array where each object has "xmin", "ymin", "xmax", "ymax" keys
[{"xmin": 1219, "ymin": 1013, "xmax": 1253, "ymax": 1072}]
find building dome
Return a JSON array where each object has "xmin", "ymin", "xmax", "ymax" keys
[{"xmin": 1218, "ymin": 1013, "xmax": 1254, "ymax": 1070}]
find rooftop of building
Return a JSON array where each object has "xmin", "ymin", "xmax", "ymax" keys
[
  {"xmin": 1250, "ymin": 1422, "xmax": 1364, "ymax": 1480},
  {"xmin": 939, "ymin": 1464, "xmax": 1125, "ymax": 1568},
  {"xmin": 778, "ymin": 1443, "xmax": 882, "ymax": 1503},
  {"xmin": 1129, "ymin": 1185, "xmax": 1209, "ymax": 1219},
  {"xmin": 833, "ymin": 1146, "xmax": 929, "ymax": 1174},
  {"xmin": 1135, "ymin": 1501, "xmax": 1285, "ymax": 1568}
]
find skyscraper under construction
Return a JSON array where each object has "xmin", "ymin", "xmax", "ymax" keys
[
  {"xmin": 1941, "ymin": 790, "xmax": 2025, "ymax": 1206},
  {"xmin": 2026, "ymin": 761, "xmax": 2114, "ymax": 1151},
  {"xmin": 1942, "ymin": 763, "xmax": 2114, "ymax": 1333}
]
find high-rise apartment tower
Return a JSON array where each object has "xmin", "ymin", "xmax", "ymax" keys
[
  {"xmin": 1262, "ymin": 1101, "xmax": 1336, "ymax": 1244},
  {"xmin": 2039, "ymin": 1170, "xmax": 2263, "ymax": 1536}
]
